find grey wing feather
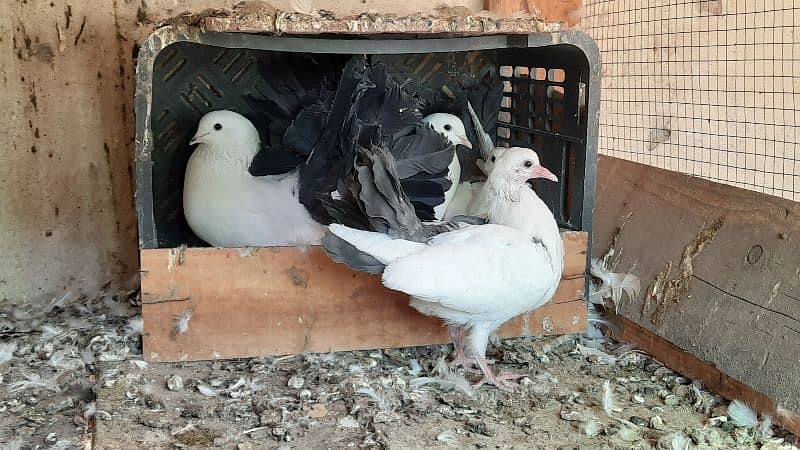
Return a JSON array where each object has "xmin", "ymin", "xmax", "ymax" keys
[
  {"xmin": 321, "ymin": 232, "xmax": 386, "ymax": 274},
  {"xmin": 466, "ymin": 100, "xmax": 496, "ymax": 161}
]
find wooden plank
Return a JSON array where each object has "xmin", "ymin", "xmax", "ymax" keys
[
  {"xmin": 612, "ymin": 314, "xmax": 800, "ymax": 437},
  {"xmin": 142, "ymin": 232, "xmax": 587, "ymax": 362},
  {"xmin": 593, "ymin": 155, "xmax": 800, "ymax": 418}
]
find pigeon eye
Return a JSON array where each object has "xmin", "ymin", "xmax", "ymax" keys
[
  {"xmin": 524, "ymin": 160, "xmax": 533, "ymax": 168},
  {"xmin": 443, "ymin": 124, "xmax": 452, "ymax": 131},
  {"xmin": 491, "ymin": 155, "xmax": 496, "ymax": 162},
  {"xmin": 214, "ymin": 123, "xmax": 223, "ymax": 131}
]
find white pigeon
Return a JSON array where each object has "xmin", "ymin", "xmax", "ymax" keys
[
  {"xmin": 327, "ymin": 147, "xmax": 563, "ymax": 389},
  {"xmin": 183, "ymin": 110, "xmax": 325, "ymax": 247},
  {"xmin": 439, "ymin": 100, "xmax": 504, "ymax": 220},
  {"xmin": 444, "ymin": 146, "xmax": 509, "ymax": 219},
  {"xmin": 421, "ymin": 113, "xmax": 472, "ymax": 219}
]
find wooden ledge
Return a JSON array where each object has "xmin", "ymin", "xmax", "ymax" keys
[{"xmin": 141, "ymin": 231, "xmax": 588, "ymax": 362}]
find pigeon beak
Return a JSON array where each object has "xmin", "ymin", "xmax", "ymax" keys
[
  {"xmin": 532, "ymin": 165, "xmax": 558, "ymax": 183},
  {"xmin": 190, "ymin": 132, "xmax": 209, "ymax": 146},
  {"xmin": 458, "ymin": 136, "xmax": 473, "ymax": 149}
]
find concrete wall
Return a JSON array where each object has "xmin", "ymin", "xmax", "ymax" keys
[
  {"xmin": 7, "ymin": 0, "xmax": 795, "ymax": 301},
  {"xmin": 0, "ymin": 0, "xmax": 480, "ymax": 301}
]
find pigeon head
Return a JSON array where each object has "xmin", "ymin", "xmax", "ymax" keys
[
  {"xmin": 422, "ymin": 113, "xmax": 472, "ymax": 149},
  {"xmin": 492, "ymin": 147, "xmax": 558, "ymax": 186},
  {"xmin": 476, "ymin": 147, "xmax": 508, "ymax": 176},
  {"xmin": 190, "ymin": 110, "xmax": 260, "ymax": 155}
]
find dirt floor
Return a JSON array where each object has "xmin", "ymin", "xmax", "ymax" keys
[{"xmin": 0, "ymin": 292, "xmax": 798, "ymax": 450}]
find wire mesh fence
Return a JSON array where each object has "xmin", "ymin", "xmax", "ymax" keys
[{"xmin": 582, "ymin": 0, "xmax": 800, "ymax": 200}]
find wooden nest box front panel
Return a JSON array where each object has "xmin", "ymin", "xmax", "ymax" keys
[{"xmin": 135, "ymin": 29, "xmax": 600, "ymax": 362}]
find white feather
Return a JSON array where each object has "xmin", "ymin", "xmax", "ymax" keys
[
  {"xmin": 410, "ymin": 357, "xmax": 475, "ymax": 396},
  {"xmin": 0, "ymin": 343, "xmax": 16, "ymax": 364},
  {"xmin": 8, "ymin": 372, "xmax": 61, "ymax": 394},
  {"xmin": 197, "ymin": 384, "xmax": 219, "ymax": 397},
  {"xmin": 174, "ymin": 309, "xmax": 193, "ymax": 335},
  {"xmin": 40, "ymin": 325, "xmax": 67, "ymax": 341},
  {"xmin": 130, "ymin": 359, "xmax": 149, "ymax": 370},
  {"xmin": 44, "ymin": 291, "xmax": 73, "ymax": 313},
  {"xmin": 669, "ymin": 433, "xmax": 692, "ymax": 450},
  {"xmin": 577, "ymin": 343, "xmax": 618, "ymax": 364},
  {"xmin": 407, "ymin": 359, "xmax": 422, "ymax": 376},
  {"xmin": 80, "ymin": 349, "xmax": 96, "ymax": 367},
  {"xmin": 590, "ymin": 258, "xmax": 641, "ymax": 309},
  {"xmin": 83, "ymin": 402, "xmax": 96, "ymax": 418},
  {"xmin": 356, "ymin": 386, "xmax": 388, "ymax": 410},
  {"xmin": 728, "ymin": 399, "xmax": 759, "ymax": 428},
  {"xmin": 125, "ymin": 316, "xmax": 144, "ymax": 336},
  {"xmin": 760, "ymin": 414, "xmax": 774, "ymax": 437},
  {"xmin": 602, "ymin": 380, "xmax": 615, "ymax": 415}
]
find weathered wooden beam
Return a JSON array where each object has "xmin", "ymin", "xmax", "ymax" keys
[
  {"xmin": 142, "ymin": 232, "xmax": 588, "ymax": 362},
  {"xmin": 593, "ymin": 155, "xmax": 800, "ymax": 423},
  {"xmin": 611, "ymin": 314, "xmax": 800, "ymax": 437}
]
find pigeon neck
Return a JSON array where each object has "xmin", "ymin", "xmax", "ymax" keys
[
  {"xmin": 195, "ymin": 144, "xmax": 255, "ymax": 174},
  {"xmin": 486, "ymin": 179, "xmax": 564, "ymax": 274}
]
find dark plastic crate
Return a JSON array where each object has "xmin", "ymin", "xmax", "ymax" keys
[{"xmin": 135, "ymin": 31, "xmax": 600, "ymax": 252}]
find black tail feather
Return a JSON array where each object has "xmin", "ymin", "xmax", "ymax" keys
[{"xmin": 321, "ymin": 232, "xmax": 386, "ymax": 274}]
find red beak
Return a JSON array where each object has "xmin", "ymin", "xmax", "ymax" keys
[{"xmin": 532, "ymin": 165, "xmax": 558, "ymax": 182}]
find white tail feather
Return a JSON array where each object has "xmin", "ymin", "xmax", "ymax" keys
[
  {"xmin": 328, "ymin": 224, "xmax": 425, "ymax": 265},
  {"xmin": 728, "ymin": 399, "xmax": 759, "ymax": 427},
  {"xmin": 590, "ymin": 258, "xmax": 641, "ymax": 309}
]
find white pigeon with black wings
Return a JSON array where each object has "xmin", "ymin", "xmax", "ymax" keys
[
  {"xmin": 322, "ymin": 146, "xmax": 564, "ymax": 389},
  {"xmin": 183, "ymin": 111, "xmax": 326, "ymax": 247}
]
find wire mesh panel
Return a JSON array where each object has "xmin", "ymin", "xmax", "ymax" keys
[{"xmin": 582, "ymin": 0, "xmax": 800, "ymax": 200}]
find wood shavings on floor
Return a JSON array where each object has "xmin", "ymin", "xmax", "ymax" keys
[{"xmin": 0, "ymin": 292, "xmax": 797, "ymax": 449}]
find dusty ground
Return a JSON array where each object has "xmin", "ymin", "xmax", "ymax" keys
[{"xmin": 0, "ymin": 292, "xmax": 798, "ymax": 450}]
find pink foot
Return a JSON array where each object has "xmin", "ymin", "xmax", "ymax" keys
[
  {"xmin": 474, "ymin": 372, "xmax": 525, "ymax": 391},
  {"xmin": 473, "ymin": 356, "xmax": 523, "ymax": 392}
]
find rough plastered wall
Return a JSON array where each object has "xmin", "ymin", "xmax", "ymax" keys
[
  {"xmin": 0, "ymin": 0, "xmax": 481, "ymax": 302},
  {"xmin": 581, "ymin": 0, "xmax": 800, "ymax": 201}
]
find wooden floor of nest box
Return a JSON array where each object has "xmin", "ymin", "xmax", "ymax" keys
[{"xmin": 141, "ymin": 231, "xmax": 588, "ymax": 362}]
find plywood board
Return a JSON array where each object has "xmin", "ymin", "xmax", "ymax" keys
[
  {"xmin": 142, "ymin": 232, "xmax": 587, "ymax": 362},
  {"xmin": 593, "ymin": 155, "xmax": 800, "ymax": 413}
]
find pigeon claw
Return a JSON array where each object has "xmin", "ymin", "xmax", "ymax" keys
[{"xmin": 474, "ymin": 372, "xmax": 525, "ymax": 392}]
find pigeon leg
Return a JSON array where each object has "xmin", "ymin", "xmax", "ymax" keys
[
  {"xmin": 473, "ymin": 355, "xmax": 524, "ymax": 392},
  {"xmin": 449, "ymin": 326, "xmax": 497, "ymax": 369},
  {"xmin": 448, "ymin": 325, "xmax": 470, "ymax": 366}
]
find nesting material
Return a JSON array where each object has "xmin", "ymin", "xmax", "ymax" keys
[{"xmin": 2, "ymin": 291, "xmax": 798, "ymax": 448}]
